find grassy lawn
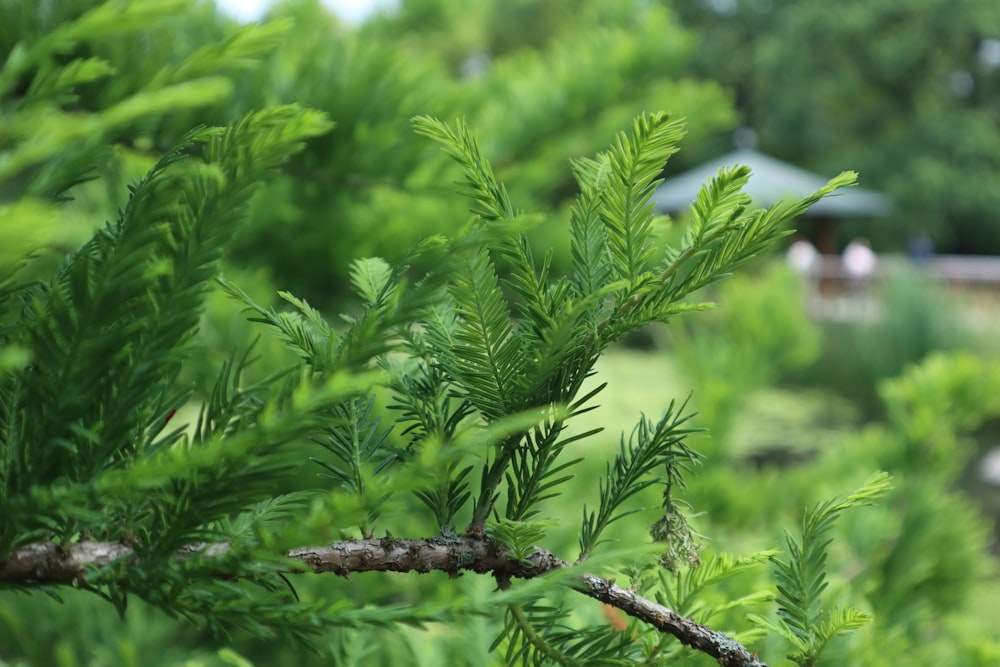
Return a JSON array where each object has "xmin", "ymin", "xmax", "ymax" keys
[
  {"xmin": 570, "ymin": 344, "xmax": 858, "ymax": 461},
  {"xmin": 569, "ymin": 346, "xmax": 688, "ymax": 447}
]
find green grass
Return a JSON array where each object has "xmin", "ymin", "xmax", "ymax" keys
[{"xmin": 569, "ymin": 346, "xmax": 687, "ymax": 448}]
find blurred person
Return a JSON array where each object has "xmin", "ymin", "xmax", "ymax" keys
[
  {"xmin": 786, "ymin": 236, "xmax": 818, "ymax": 276},
  {"xmin": 908, "ymin": 232, "xmax": 935, "ymax": 263},
  {"xmin": 843, "ymin": 237, "xmax": 876, "ymax": 290}
]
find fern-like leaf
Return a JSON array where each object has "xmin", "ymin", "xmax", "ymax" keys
[
  {"xmin": 759, "ymin": 472, "xmax": 891, "ymax": 665},
  {"xmin": 411, "ymin": 116, "xmax": 516, "ymax": 223},
  {"xmin": 496, "ymin": 601, "xmax": 636, "ymax": 667},
  {"xmin": 658, "ymin": 551, "xmax": 777, "ymax": 620},
  {"xmin": 681, "ymin": 165, "xmax": 753, "ymax": 249},
  {"xmin": 600, "ymin": 112, "xmax": 685, "ymax": 286},
  {"xmin": 569, "ymin": 182, "xmax": 612, "ymax": 301},
  {"xmin": 447, "ymin": 248, "xmax": 523, "ymax": 422},
  {"xmin": 311, "ymin": 395, "xmax": 398, "ymax": 535},
  {"xmin": 579, "ymin": 403, "xmax": 700, "ymax": 559}
]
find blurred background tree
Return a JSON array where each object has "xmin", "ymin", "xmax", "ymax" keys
[
  {"xmin": 230, "ymin": 0, "xmax": 736, "ymax": 308},
  {"xmin": 4, "ymin": 0, "xmax": 740, "ymax": 310},
  {"xmin": 673, "ymin": 0, "xmax": 1000, "ymax": 253}
]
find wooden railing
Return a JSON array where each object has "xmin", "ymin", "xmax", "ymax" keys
[
  {"xmin": 799, "ymin": 254, "xmax": 1000, "ymax": 324},
  {"xmin": 807, "ymin": 254, "xmax": 1000, "ymax": 288}
]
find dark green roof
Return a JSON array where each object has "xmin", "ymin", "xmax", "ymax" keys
[{"xmin": 652, "ymin": 149, "xmax": 892, "ymax": 217}]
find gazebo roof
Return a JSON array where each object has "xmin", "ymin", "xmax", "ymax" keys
[{"xmin": 652, "ymin": 148, "xmax": 892, "ymax": 218}]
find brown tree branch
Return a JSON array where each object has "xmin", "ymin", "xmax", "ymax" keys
[
  {"xmin": 579, "ymin": 575, "xmax": 766, "ymax": 667},
  {"xmin": 0, "ymin": 535, "xmax": 766, "ymax": 667}
]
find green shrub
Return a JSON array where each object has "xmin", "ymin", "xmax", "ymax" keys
[
  {"xmin": 807, "ymin": 267, "xmax": 972, "ymax": 413},
  {"xmin": 667, "ymin": 262, "xmax": 821, "ymax": 448}
]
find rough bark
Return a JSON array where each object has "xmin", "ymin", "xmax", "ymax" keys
[{"xmin": 1, "ymin": 535, "xmax": 767, "ymax": 667}]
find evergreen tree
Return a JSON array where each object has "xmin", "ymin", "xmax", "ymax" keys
[{"xmin": 1, "ymin": 3, "xmax": 922, "ymax": 666}]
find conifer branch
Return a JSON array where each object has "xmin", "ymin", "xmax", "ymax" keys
[
  {"xmin": 580, "ymin": 575, "xmax": 767, "ymax": 667},
  {"xmin": 1, "ymin": 536, "xmax": 766, "ymax": 667}
]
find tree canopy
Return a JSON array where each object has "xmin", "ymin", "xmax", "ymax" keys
[{"xmin": 675, "ymin": 0, "xmax": 1000, "ymax": 253}]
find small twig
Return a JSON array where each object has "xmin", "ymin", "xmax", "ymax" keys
[
  {"xmin": 579, "ymin": 575, "xmax": 766, "ymax": 667},
  {"xmin": 1, "ymin": 536, "xmax": 766, "ymax": 667}
]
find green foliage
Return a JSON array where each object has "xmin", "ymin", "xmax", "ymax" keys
[
  {"xmin": 382, "ymin": 112, "xmax": 859, "ymax": 663},
  {"xmin": 669, "ymin": 262, "xmax": 821, "ymax": 447},
  {"xmin": 0, "ymin": 0, "xmax": 295, "ymax": 204},
  {"xmin": 405, "ymin": 111, "xmax": 855, "ymax": 542},
  {"xmin": 0, "ymin": 1, "xmax": 235, "ymax": 272},
  {"xmin": 310, "ymin": 396, "xmax": 397, "ymax": 536},
  {"xmin": 739, "ymin": 352, "xmax": 998, "ymax": 665},
  {"xmin": 806, "ymin": 268, "xmax": 971, "ymax": 412},
  {"xmin": 601, "ymin": 113, "xmax": 685, "ymax": 286},
  {"xmin": 488, "ymin": 519, "xmax": 557, "ymax": 564},
  {"xmin": 749, "ymin": 472, "xmax": 891, "ymax": 666},
  {"xmin": 1, "ymin": 94, "xmax": 331, "ymax": 561},
  {"xmin": 675, "ymin": 0, "xmax": 1000, "ymax": 253},
  {"xmin": 219, "ymin": 0, "xmax": 738, "ymax": 308},
  {"xmin": 658, "ymin": 550, "xmax": 777, "ymax": 621},
  {"xmin": 503, "ymin": 601, "xmax": 638, "ymax": 667},
  {"xmin": 0, "ymin": 3, "xmax": 905, "ymax": 664},
  {"xmin": 630, "ymin": 550, "xmax": 776, "ymax": 661},
  {"xmin": 579, "ymin": 403, "xmax": 700, "ymax": 565},
  {"xmin": 879, "ymin": 350, "xmax": 1000, "ymax": 474},
  {"xmin": 849, "ymin": 354, "xmax": 1000, "ymax": 650}
]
